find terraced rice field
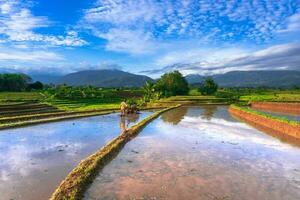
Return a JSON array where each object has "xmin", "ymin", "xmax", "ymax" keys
[
  {"xmin": 0, "ymin": 103, "xmax": 61, "ymax": 117},
  {"xmin": 83, "ymin": 106, "xmax": 300, "ymax": 200},
  {"xmin": 251, "ymin": 109, "xmax": 300, "ymax": 122},
  {"xmin": 47, "ymin": 99, "xmax": 120, "ymax": 111},
  {"xmin": 0, "ymin": 111, "xmax": 155, "ymax": 200},
  {"xmin": 0, "ymin": 92, "xmax": 44, "ymax": 102},
  {"xmin": 160, "ymin": 96, "xmax": 230, "ymax": 105},
  {"xmin": 0, "ymin": 102, "xmax": 118, "ymax": 129}
]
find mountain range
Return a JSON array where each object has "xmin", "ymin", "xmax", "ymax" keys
[
  {"xmin": 28, "ymin": 69, "xmax": 300, "ymax": 88},
  {"xmin": 35, "ymin": 69, "xmax": 154, "ymax": 88},
  {"xmin": 185, "ymin": 70, "xmax": 300, "ymax": 88}
]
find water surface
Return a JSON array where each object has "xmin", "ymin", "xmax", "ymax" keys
[
  {"xmin": 85, "ymin": 106, "xmax": 300, "ymax": 200},
  {"xmin": 0, "ymin": 111, "xmax": 154, "ymax": 200}
]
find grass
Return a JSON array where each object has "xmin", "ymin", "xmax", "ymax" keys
[
  {"xmin": 46, "ymin": 99, "xmax": 120, "ymax": 111},
  {"xmin": 160, "ymin": 95, "xmax": 230, "ymax": 104},
  {"xmin": 188, "ymin": 88, "xmax": 202, "ymax": 96},
  {"xmin": 50, "ymin": 105, "xmax": 180, "ymax": 200},
  {"xmin": 231, "ymin": 104, "xmax": 300, "ymax": 126},
  {"xmin": 239, "ymin": 91, "xmax": 300, "ymax": 102},
  {"xmin": 0, "ymin": 111, "xmax": 66, "ymax": 123},
  {"xmin": 0, "ymin": 92, "xmax": 44, "ymax": 102}
]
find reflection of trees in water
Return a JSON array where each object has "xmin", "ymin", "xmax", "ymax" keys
[
  {"xmin": 120, "ymin": 114, "xmax": 140, "ymax": 132},
  {"xmin": 161, "ymin": 107, "xmax": 188, "ymax": 125},
  {"xmin": 201, "ymin": 105, "xmax": 218, "ymax": 120},
  {"xmin": 160, "ymin": 106, "xmax": 219, "ymax": 125}
]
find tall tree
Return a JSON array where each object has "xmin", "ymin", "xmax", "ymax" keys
[
  {"xmin": 199, "ymin": 77, "xmax": 218, "ymax": 95},
  {"xmin": 0, "ymin": 73, "xmax": 32, "ymax": 91},
  {"xmin": 156, "ymin": 71, "xmax": 189, "ymax": 96}
]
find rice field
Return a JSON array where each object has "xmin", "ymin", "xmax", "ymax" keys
[{"xmin": 240, "ymin": 92, "xmax": 300, "ymax": 102}]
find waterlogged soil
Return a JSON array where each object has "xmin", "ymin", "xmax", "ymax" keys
[
  {"xmin": 84, "ymin": 106, "xmax": 300, "ymax": 200},
  {"xmin": 252, "ymin": 108, "xmax": 300, "ymax": 122},
  {"xmin": 0, "ymin": 111, "xmax": 154, "ymax": 200}
]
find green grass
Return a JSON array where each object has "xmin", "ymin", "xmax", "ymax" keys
[
  {"xmin": 231, "ymin": 104, "xmax": 300, "ymax": 126},
  {"xmin": 239, "ymin": 91, "xmax": 300, "ymax": 102},
  {"xmin": 0, "ymin": 92, "xmax": 44, "ymax": 103},
  {"xmin": 46, "ymin": 99, "xmax": 120, "ymax": 111},
  {"xmin": 188, "ymin": 88, "xmax": 202, "ymax": 96},
  {"xmin": 160, "ymin": 95, "xmax": 230, "ymax": 104}
]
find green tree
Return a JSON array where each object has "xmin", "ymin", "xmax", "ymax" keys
[
  {"xmin": 0, "ymin": 73, "xmax": 32, "ymax": 91},
  {"xmin": 199, "ymin": 77, "xmax": 218, "ymax": 95},
  {"xmin": 156, "ymin": 71, "xmax": 189, "ymax": 96},
  {"xmin": 142, "ymin": 81, "xmax": 156, "ymax": 101},
  {"xmin": 28, "ymin": 81, "xmax": 43, "ymax": 90},
  {"xmin": 291, "ymin": 85, "xmax": 299, "ymax": 90}
]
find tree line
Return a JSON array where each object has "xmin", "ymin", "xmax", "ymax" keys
[
  {"xmin": 0, "ymin": 73, "xmax": 43, "ymax": 92},
  {"xmin": 142, "ymin": 70, "xmax": 218, "ymax": 102},
  {"xmin": 0, "ymin": 72, "xmax": 219, "ymax": 99}
]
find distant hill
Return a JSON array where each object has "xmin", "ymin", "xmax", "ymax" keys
[
  {"xmin": 186, "ymin": 70, "xmax": 300, "ymax": 88},
  {"xmin": 31, "ymin": 74, "xmax": 62, "ymax": 84},
  {"xmin": 56, "ymin": 69, "xmax": 153, "ymax": 87}
]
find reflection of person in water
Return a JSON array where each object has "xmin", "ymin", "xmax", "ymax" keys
[
  {"xmin": 119, "ymin": 114, "xmax": 140, "ymax": 133},
  {"xmin": 126, "ymin": 113, "xmax": 139, "ymax": 124},
  {"xmin": 120, "ymin": 116, "xmax": 127, "ymax": 132},
  {"xmin": 201, "ymin": 105, "xmax": 218, "ymax": 120},
  {"xmin": 161, "ymin": 106, "xmax": 188, "ymax": 125}
]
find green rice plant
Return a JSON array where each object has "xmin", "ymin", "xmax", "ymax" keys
[{"xmin": 231, "ymin": 104, "xmax": 300, "ymax": 126}]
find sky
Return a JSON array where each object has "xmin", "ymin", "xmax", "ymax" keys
[{"xmin": 0, "ymin": 0, "xmax": 299, "ymax": 78}]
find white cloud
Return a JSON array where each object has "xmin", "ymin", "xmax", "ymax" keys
[
  {"xmin": 277, "ymin": 12, "xmax": 300, "ymax": 34},
  {"xmin": 155, "ymin": 47, "xmax": 249, "ymax": 67},
  {"xmin": 0, "ymin": 45, "xmax": 66, "ymax": 74},
  {"xmin": 0, "ymin": 50, "xmax": 64, "ymax": 62},
  {"xmin": 82, "ymin": 0, "xmax": 299, "ymax": 55},
  {"xmin": 0, "ymin": 0, "xmax": 87, "ymax": 47},
  {"xmin": 84, "ymin": 0, "xmax": 159, "ymax": 25},
  {"xmin": 77, "ymin": 62, "xmax": 122, "ymax": 71},
  {"xmin": 94, "ymin": 28, "xmax": 155, "ymax": 54},
  {"xmin": 142, "ymin": 42, "xmax": 300, "ymax": 75}
]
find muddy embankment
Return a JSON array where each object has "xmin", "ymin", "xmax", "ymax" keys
[
  {"xmin": 250, "ymin": 102, "xmax": 300, "ymax": 115},
  {"xmin": 50, "ymin": 105, "xmax": 180, "ymax": 200},
  {"xmin": 229, "ymin": 106, "xmax": 300, "ymax": 140}
]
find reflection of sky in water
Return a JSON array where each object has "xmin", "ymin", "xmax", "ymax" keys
[
  {"xmin": 85, "ymin": 106, "xmax": 300, "ymax": 200},
  {"xmin": 0, "ymin": 111, "xmax": 153, "ymax": 200}
]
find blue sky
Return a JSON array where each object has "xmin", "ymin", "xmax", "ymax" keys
[{"xmin": 0, "ymin": 0, "xmax": 300, "ymax": 78}]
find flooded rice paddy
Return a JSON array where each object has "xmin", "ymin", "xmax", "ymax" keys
[
  {"xmin": 0, "ymin": 111, "xmax": 154, "ymax": 200},
  {"xmin": 84, "ymin": 106, "xmax": 300, "ymax": 200}
]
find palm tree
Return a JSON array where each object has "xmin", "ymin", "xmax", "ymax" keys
[{"xmin": 142, "ymin": 81, "xmax": 155, "ymax": 101}]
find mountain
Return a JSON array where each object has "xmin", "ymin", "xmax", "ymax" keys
[
  {"xmin": 31, "ymin": 74, "xmax": 62, "ymax": 84},
  {"xmin": 57, "ymin": 69, "xmax": 153, "ymax": 87},
  {"xmin": 185, "ymin": 74, "xmax": 204, "ymax": 84},
  {"xmin": 186, "ymin": 70, "xmax": 300, "ymax": 87}
]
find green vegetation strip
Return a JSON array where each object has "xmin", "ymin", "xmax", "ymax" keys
[
  {"xmin": 0, "ymin": 110, "xmax": 116, "ymax": 130},
  {"xmin": 50, "ymin": 105, "xmax": 180, "ymax": 200},
  {"xmin": 230, "ymin": 104, "xmax": 300, "ymax": 126}
]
